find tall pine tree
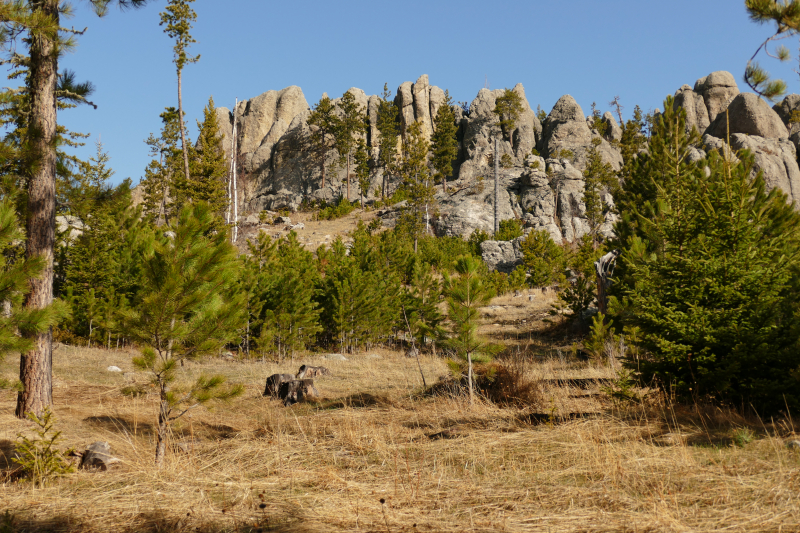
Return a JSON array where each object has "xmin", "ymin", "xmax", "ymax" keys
[{"xmin": 430, "ymin": 90, "xmax": 459, "ymax": 193}]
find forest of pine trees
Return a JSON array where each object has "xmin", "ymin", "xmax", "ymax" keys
[{"xmin": 1, "ymin": 0, "xmax": 800, "ymax": 430}]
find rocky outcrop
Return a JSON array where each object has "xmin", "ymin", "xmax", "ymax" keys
[
  {"xmin": 540, "ymin": 95, "xmax": 622, "ymax": 172},
  {"xmin": 211, "ymin": 68, "xmax": 799, "ymax": 232},
  {"xmin": 457, "ymin": 84, "xmax": 541, "ymax": 183}
]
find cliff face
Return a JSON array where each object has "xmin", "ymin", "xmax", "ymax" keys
[{"xmin": 213, "ymin": 70, "xmax": 800, "ymax": 244}]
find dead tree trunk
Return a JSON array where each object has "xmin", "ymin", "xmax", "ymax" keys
[{"xmin": 595, "ymin": 249, "xmax": 620, "ymax": 316}]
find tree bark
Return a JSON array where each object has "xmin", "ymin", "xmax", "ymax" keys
[
  {"xmin": 177, "ymin": 69, "xmax": 191, "ymax": 195},
  {"xmin": 467, "ymin": 352, "xmax": 474, "ymax": 406},
  {"xmin": 155, "ymin": 385, "xmax": 169, "ymax": 467},
  {"xmin": 17, "ymin": 0, "xmax": 59, "ymax": 419}
]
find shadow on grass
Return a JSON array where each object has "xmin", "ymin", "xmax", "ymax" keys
[
  {"xmin": 311, "ymin": 393, "xmax": 394, "ymax": 411},
  {"xmin": 0, "ymin": 509, "xmax": 317, "ymax": 533},
  {"xmin": 84, "ymin": 415, "xmax": 153, "ymax": 437}
]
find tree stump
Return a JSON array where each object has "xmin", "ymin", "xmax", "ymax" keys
[
  {"xmin": 77, "ymin": 441, "xmax": 119, "ymax": 471},
  {"xmin": 264, "ymin": 373, "xmax": 294, "ymax": 397},
  {"xmin": 279, "ymin": 379, "xmax": 319, "ymax": 406},
  {"xmin": 296, "ymin": 365, "xmax": 331, "ymax": 379}
]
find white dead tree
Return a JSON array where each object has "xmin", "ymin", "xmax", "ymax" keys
[{"xmin": 227, "ymin": 99, "xmax": 239, "ymax": 243}]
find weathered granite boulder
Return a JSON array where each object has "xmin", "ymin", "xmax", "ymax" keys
[
  {"xmin": 432, "ymin": 173, "xmax": 522, "ymax": 237},
  {"xmin": 729, "ymin": 133, "xmax": 800, "ymax": 205},
  {"xmin": 706, "ymin": 93, "xmax": 788, "ymax": 139},
  {"xmin": 601, "ymin": 111, "xmax": 623, "ymax": 142},
  {"xmin": 694, "ymin": 71, "xmax": 739, "ymax": 124},
  {"xmin": 773, "ymin": 94, "xmax": 800, "ymax": 154},
  {"xmin": 673, "ymin": 84, "xmax": 710, "ymax": 134}
]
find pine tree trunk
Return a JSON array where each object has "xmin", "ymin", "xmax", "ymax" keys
[
  {"xmin": 346, "ymin": 154, "xmax": 351, "ymax": 202},
  {"xmin": 493, "ymin": 136, "xmax": 499, "ymax": 235},
  {"xmin": 177, "ymin": 69, "xmax": 191, "ymax": 194},
  {"xmin": 467, "ymin": 352, "xmax": 474, "ymax": 406},
  {"xmin": 155, "ymin": 384, "xmax": 169, "ymax": 467},
  {"xmin": 17, "ymin": 0, "xmax": 59, "ymax": 419}
]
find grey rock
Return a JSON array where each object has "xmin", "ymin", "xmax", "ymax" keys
[
  {"xmin": 324, "ymin": 353, "xmax": 348, "ymax": 361},
  {"xmin": 601, "ymin": 111, "xmax": 623, "ymax": 142},
  {"xmin": 367, "ymin": 94, "xmax": 380, "ymax": 147},
  {"xmin": 107, "ymin": 366, "xmax": 122, "ymax": 373},
  {"xmin": 274, "ymin": 216, "xmax": 292, "ymax": 225},
  {"xmin": 395, "ymin": 81, "xmax": 415, "ymax": 136},
  {"xmin": 541, "ymin": 95, "xmax": 621, "ymax": 171},
  {"xmin": 773, "ymin": 94, "xmax": 800, "ymax": 134},
  {"xmin": 429, "ymin": 85, "xmax": 446, "ymax": 128},
  {"xmin": 773, "ymin": 94, "xmax": 800, "ymax": 154},
  {"xmin": 433, "ymin": 174, "xmax": 521, "ymax": 237},
  {"xmin": 237, "ymin": 86, "xmax": 309, "ymax": 172},
  {"xmin": 786, "ymin": 439, "xmax": 800, "ymax": 449},
  {"xmin": 56, "ymin": 215, "xmax": 84, "ymax": 242},
  {"xmin": 694, "ymin": 71, "xmax": 739, "ymax": 124},
  {"xmin": 481, "ymin": 237, "xmax": 525, "ymax": 273},
  {"xmin": 728, "ymin": 133, "xmax": 800, "ymax": 205},
  {"xmin": 706, "ymin": 93, "xmax": 788, "ymax": 139},
  {"xmin": 673, "ymin": 84, "xmax": 710, "ymax": 133},
  {"xmin": 413, "ymin": 74, "xmax": 432, "ymax": 139}
]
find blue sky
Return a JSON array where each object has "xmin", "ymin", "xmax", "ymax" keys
[{"xmin": 48, "ymin": 0, "xmax": 799, "ymax": 184}]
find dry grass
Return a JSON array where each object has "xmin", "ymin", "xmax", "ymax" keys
[{"xmin": 2, "ymin": 306, "xmax": 800, "ymax": 532}]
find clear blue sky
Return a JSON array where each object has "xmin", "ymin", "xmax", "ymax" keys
[{"xmin": 48, "ymin": 0, "xmax": 797, "ymax": 185}]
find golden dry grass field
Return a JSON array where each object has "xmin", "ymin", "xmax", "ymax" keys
[{"xmin": 1, "ymin": 293, "xmax": 800, "ymax": 532}]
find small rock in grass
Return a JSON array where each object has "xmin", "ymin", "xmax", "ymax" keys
[
  {"xmin": 324, "ymin": 353, "xmax": 348, "ymax": 361},
  {"xmin": 107, "ymin": 366, "xmax": 122, "ymax": 373},
  {"xmin": 786, "ymin": 440, "xmax": 800, "ymax": 449}
]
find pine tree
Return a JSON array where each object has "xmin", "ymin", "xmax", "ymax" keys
[
  {"xmin": 160, "ymin": 0, "xmax": 199, "ymax": 192},
  {"xmin": 141, "ymin": 108, "xmax": 184, "ymax": 226},
  {"xmin": 611, "ymin": 96, "xmax": 800, "ymax": 412},
  {"xmin": 307, "ymin": 95, "xmax": 340, "ymax": 190},
  {"xmin": 397, "ymin": 121, "xmax": 434, "ymax": 252},
  {"xmin": 430, "ymin": 90, "xmax": 458, "ymax": 193},
  {"xmin": 743, "ymin": 0, "xmax": 796, "ymax": 99},
  {"xmin": 441, "ymin": 256, "xmax": 499, "ymax": 405},
  {"xmin": 493, "ymin": 88, "xmax": 525, "ymax": 150},
  {"xmin": 404, "ymin": 261, "xmax": 443, "ymax": 353},
  {"xmin": 354, "ymin": 138, "xmax": 371, "ymax": 208},
  {"xmin": 334, "ymin": 91, "xmax": 366, "ymax": 202},
  {"xmin": 0, "ymin": 0, "xmax": 152, "ymax": 418},
  {"xmin": 582, "ymin": 137, "xmax": 618, "ymax": 248},
  {"xmin": 519, "ymin": 229, "xmax": 566, "ymax": 288},
  {"xmin": 0, "ymin": 197, "xmax": 64, "ymax": 365},
  {"xmin": 123, "ymin": 203, "xmax": 245, "ymax": 466},
  {"xmin": 376, "ymin": 84, "xmax": 400, "ymax": 198},
  {"xmin": 190, "ymin": 97, "xmax": 228, "ymax": 221}
]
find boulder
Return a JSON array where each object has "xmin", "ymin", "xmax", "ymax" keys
[
  {"xmin": 706, "ymin": 93, "xmax": 788, "ymax": 139},
  {"xmin": 694, "ymin": 71, "xmax": 739, "ymax": 124},
  {"xmin": 481, "ymin": 237, "xmax": 524, "ymax": 273},
  {"xmin": 519, "ymin": 168, "xmax": 562, "ymax": 243}
]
